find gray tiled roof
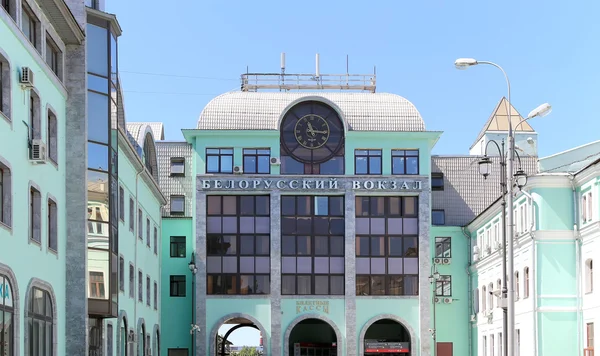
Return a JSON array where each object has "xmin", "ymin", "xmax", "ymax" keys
[
  {"xmin": 431, "ymin": 155, "xmax": 539, "ymax": 226},
  {"xmin": 197, "ymin": 91, "xmax": 425, "ymax": 131},
  {"xmin": 156, "ymin": 141, "xmax": 194, "ymax": 217}
]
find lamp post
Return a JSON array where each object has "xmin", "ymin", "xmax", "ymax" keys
[
  {"xmin": 429, "ymin": 267, "xmax": 441, "ymax": 356},
  {"xmin": 455, "ymin": 57, "xmax": 552, "ymax": 356},
  {"xmin": 188, "ymin": 253, "xmax": 198, "ymax": 355}
]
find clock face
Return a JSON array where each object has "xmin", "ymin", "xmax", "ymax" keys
[
  {"xmin": 294, "ymin": 114, "xmax": 330, "ymax": 149},
  {"xmin": 280, "ymin": 101, "xmax": 344, "ymax": 164}
]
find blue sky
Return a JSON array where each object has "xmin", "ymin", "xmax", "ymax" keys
[{"xmin": 106, "ymin": 0, "xmax": 598, "ymax": 346}]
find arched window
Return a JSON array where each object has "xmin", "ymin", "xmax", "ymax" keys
[
  {"xmin": 482, "ymin": 286, "xmax": 487, "ymax": 311},
  {"xmin": 586, "ymin": 259, "xmax": 593, "ymax": 294},
  {"xmin": 474, "ymin": 288, "xmax": 480, "ymax": 313},
  {"xmin": 28, "ymin": 287, "xmax": 53, "ymax": 356},
  {"xmin": 138, "ymin": 324, "xmax": 145, "ymax": 356},
  {"xmin": 488, "ymin": 283, "xmax": 494, "ymax": 309},
  {"xmin": 515, "ymin": 271, "xmax": 520, "ymax": 299},
  {"xmin": 142, "ymin": 136, "xmax": 153, "ymax": 175},
  {"xmin": 0, "ymin": 274, "xmax": 14, "ymax": 356},
  {"xmin": 524, "ymin": 267, "xmax": 530, "ymax": 298},
  {"xmin": 120, "ymin": 317, "xmax": 127, "ymax": 356}
]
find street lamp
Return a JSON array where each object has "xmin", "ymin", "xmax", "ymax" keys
[
  {"xmin": 189, "ymin": 253, "xmax": 197, "ymax": 355},
  {"xmin": 429, "ymin": 267, "xmax": 440, "ymax": 356},
  {"xmin": 455, "ymin": 57, "xmax": 551, "ymax": 356}
]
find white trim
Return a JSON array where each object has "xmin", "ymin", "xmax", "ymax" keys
[
  {"xmin": 537, "ymin": 294, "xmax": 578, "ymax": 299},
  {"xmin": 534, "ymin": 230, "xmax": 577, "ymax": 241},
  {"xmin": 524, "ymin": 174, "xmax": 573, "ymax": 189},
  {"xmin": 536, "ymin": 306, "xmax": 577, "ymax": 312},
  {"xmin": 574, "ymin": 163, "xmax": 600, "ymax": 186}
]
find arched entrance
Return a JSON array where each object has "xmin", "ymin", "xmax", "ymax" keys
[
  {"xmin": 360, "ymin": 316, "xmax": 414, "ymax": 356},
  {"xmin": 209, "ymin": 313, "xmax": 267, "ymax": 356},
  {"xmin": 287, "ymin": 317, "xmax": 339, "ymax": 356}
]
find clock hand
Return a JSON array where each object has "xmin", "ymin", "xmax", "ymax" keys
[
  {"xmin": 311, "ymin": 130, "xmax": 328, "ymax": 134},
  {"xmin": 306, "ymin": 122, "xmax": 316, "ymax": 137}
]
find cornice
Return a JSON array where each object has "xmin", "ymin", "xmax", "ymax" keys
[
  {"xmin": 86, "ymin": 7, "xmax": 123, "ymax": 37},
  {"xmin": 525, "ymin": 174, "xmax": 573, "ymax": 189},
  {"xmin": 574, "ymin": 163, "xmax": 600, "ymax": 187},
  {"xmin": 117, "ymin": 128, "xmax": 167, "ymax": 205},
  {"xmin": 580, "ymin": 221, "xmax": 600, "ymax": 239}
]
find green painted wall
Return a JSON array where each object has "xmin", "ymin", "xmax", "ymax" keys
[
  {"xmin": 161, "ymin": 218, "xmax": 195, "ymax": 355},
  {"xmin": 431, "ymin": 226, "xmax": 470, "ymax": 356},
  {"xmin": 536, "ymin": 242, "xmax": 577, "ymax": 296},
  {"xmin": 0, "ymin": 17, "xmax": 69, "ymax": 356},
  {"xmin": 530, "ymin": 188, "xmax": 574, "ymax": 230},
  {"xmin": 537, "ymin": 312, "xmax": 578, "ymax": 355}
]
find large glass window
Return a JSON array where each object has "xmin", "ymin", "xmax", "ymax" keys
[
  {"xmin": 22, "ymin": 4, "xmax": 38, "ymax": 49},
  {"xmin": 435, "ymin": 275, "xmax": 452, "ymax": 297},
  {"xmin": 27, "ymin": 287, "xmax": 53, "ymax": 356},
  {"xmin": 170, "ymin": 237, "xmax": 186, "ymax": 258},
  {"xmin": 48, "ymin": 198, "xmax": 57, "ymax": 252},
  {"xmin": 281, "ymin": 196, "xmax": 345, "ymax": 295},
  {"xmin": 392, "ymin": 150, "xmax": 419, "ymax": 175},
  {"xmin": 45, "ymin": 35, "xmax": 60, "ymax": 77},
  {"xmin": 30, "ymin": 186, "xmax": 41, "ymax": 243},
  {"xmin": 86, "ymin": 23, "xmax": 108, "ymax": 76},
  {"xmin": 355, "ymin": 196, "xmax": 419, "ymax": 296},
  {"xmin": 354, "ymin": 150, "xmax": 382, "ymax": 175},
  {"xmin": 0, "ymin": 275, "xmax": 14, "ymax": 356},
  {"xmin": 206, "ymin": 195, "xmax": 270, "ymax": 295},
  {"xmin": 206, "ymin": 148, "xmax": 233, "ymax": 174},
  {"xmin": 435, "ymin": 237, "xmax": 451, "ymax": 258},
  {"xmin": 243, "ymin": 148, "xmax": 270, "ymax": 174},
  {"xmin": 169, "ymin": 276, "xmax": 186, "ymax": 297}
]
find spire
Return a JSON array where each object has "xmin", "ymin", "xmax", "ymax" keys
[{"xmin": 470, "ymin": 97, "xmax": 535, "ymax": 150}]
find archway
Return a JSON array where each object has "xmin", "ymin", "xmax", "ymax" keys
[
  {"xmin": 287, "ymin": 317, "xmax": 338, "ymax": 356},
  {"xmin": 360, "ymin": 317, "xmax": 414, "ymax": 356},
  {"xmin": 209, "ymin": 313, "xmax": 267, "ymax": 356}
]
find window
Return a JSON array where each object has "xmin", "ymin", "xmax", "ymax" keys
[
  {"xmin": 243, "ymin": 148, "xmax": 270, "ymax": 174},
  {"xmin": 170, "ymin": 236, "xmax": 186, "ymax": 258},
  {"xmin": 45, "ymin": 110, "xmax": 58, "ymax": 164},
  {"xmin": 27, "ymin": 287, "xmax": 53, "ymax": 356},
  {"xmin": 281, "ymin": 196, "xmax": 344, "ymax": 296},
  {"xmin": 30, "ymin": 185, "xmax": 41, "ymax": 243},
  {"xmin": 47, "ymin": 198, "xmax": 57, "ymax": 251},
  {"xmin": 170, "ymin": 157, "xmax": 185, "ymax": 176},
  {"xmin": 85, "ymin": 0, "xmax": 99, "ymax": 9},
  {"xmin": 146, "ymin": 276, "xmax": 150, "ymax": 306},
  {"xmin": 138, "ymin": 271, "xmax": 143, "ymax": 302},
  {"xmin": 129, "ymin": 264, "xmax": 134, "ymax": 298},
  {"xmin": 586, "ymin": 259, "xmax": 593, "ymax": 294},
  {"xmin": 435, "ymin": 275, "xmax": 452, "ymax": 297},
  {"xmin": 490, "ymin": 334, "xmax": 495, "ymax": 356},
  {"xmin": 488, "ymin": 283, "xmax": 494, "ymax": 309},
  {"xmin": 119, "ymin": 257, "xmax": 124, "ymax": 292},
  {"xmin": 481, "ymin": 285, "xmax": 486, "ymax": 311},
  {"xmin": 206, "ymin": 148, "xmax": 233, "ymax": 174},
  {"xmin": 524, "ymin": 267, "xmax": 530, "ymax": 298},
  {"xmin": 170, "ymin": 195, "xmax": 185, "ymax": 215},
  {"xmin": 587, "ymin": 323, "xmax": 594, "ymax": 351},
  {"xmin": 138, "ymin": 209, "xmax": 142, "ymax": 239},
  {"xmin": 0, "ymin": 58, "xmax": 11, "ymax": 120},
  {"xmin": 0, "ymin": 164, "xmax": 11, "ymax": 227},
  {"xmin": 0, "ymin": 274, "xmax": 14, "ymax": 356},
  {"xmin": 168, "ymin": 349, "xmax": 189, "ymax": 356},
  {"xmin": 515, "ymin": 271, "xmax": 520, "ymax": 299},
  {"xmin": 355, "ymin": 196, "xmax": 419, "ymax": 296},
  {"xmin": 516, "ymin": 330, "xmax": 520, "ymax": 356},
  {"xmin": 431, "ymin": 173, "xmax": 444, "ymax": 191},
  {"xmin": 106, "ymin": 324, "xmax": 113, "ymax": 356},
  {"xmin": 519, "ymin": 204, "xmax": 527, "ymax": 234},
  {"xmin": 153, "ymin": 282, "xmax": 158, "ymax": 310},
  {"xmin": 129, "ymin": 197, "xmax": 134, "ymax": 231},
  {"xmin": 435, "ymin": 237, "xmax": 451, "ymax": 258},
  {"xmin": 432, "ymin": 210, "xmax": 445, "ymax": 226},
  {"xmin": 207, "ymin": 195, "xmax": 271, "ymax": 295},
  {"xmin": 45, "ymin": 35, "xmax": 61, "ymax": 78},
  {"xmin": 21, "ymin": 4, "xmax": 39, "ymax": 50},
  {"xmin": 482, "ymin": 336, "xmax": 487, "ymax": 356},
  {"xmin": 153, "ymin": 227, "xmax": 158, "ymax": 255},
  {"xmin": 119, "ymin": 186, "xmax": 124, "ymax": 222},
  {"xmin": 485, "ymin": 228, "xmax": 491, "ymax": 252},
  {"xmin": 392, "ymin": 149, "xmax": 419, "ymax": 175},
  {"xmin": 169, "ymin": 275, "xmax": 186, "ymax": 297},
  {"xmin": 146, "ymin": 218, "xmax": 150, "ymax": 247},
  {"xmin": 89, "ymin": 271, "xmax": 105, "ymax": 298},
  {"xmin": 583, "ymin": 191, "xmax": 594, "ymax": 223},
  {"xmin": 355, "ymin": 150, "xmax": 382, "ymax": 175},
  {"xmin": 498, "ymin": 333, "xmax": 502, "ymax": 356},
  {"xmin": 29, "ymin": 91, "xmax": 40, "ymax": 140},
  {"xmin": 474, "ymin": 288, "xmax": 479, "ymax": 313}
]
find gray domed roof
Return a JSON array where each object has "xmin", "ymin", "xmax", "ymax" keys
[{"xmin": 197, "ymin": 91, "xmax": 425, "ymax": 131}]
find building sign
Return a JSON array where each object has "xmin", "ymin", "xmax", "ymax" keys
[
  {"xmin": 0, "ymin": 278, "xmax": 12, "ymax": 307},
  {"xmin": 296, "ymin": 300, "xmax": 330, "ymax": 314},
  {"xmin": 200, "ymin": 177, "xmax": 423, "ymax": 192},
  {"xmin": 364, "ymin": 340, "xmax": 410, "ymax": 353}
]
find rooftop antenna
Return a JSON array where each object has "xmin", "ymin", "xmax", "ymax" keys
[
  {"xmin": 280, "ymin": 52, "xmax": 286, "ymax": 91},
  {"xmin": 315, "ymin": 53, "xmax": 321, "ymax": 84},
  {"xmin": 346, "ymin": 55, "xmax": 349, "ymax": 86}
]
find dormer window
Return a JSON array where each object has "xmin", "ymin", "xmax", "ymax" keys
[{"xmin": 170, "ymin": 158, "xmax": 185, "ymax": 176}]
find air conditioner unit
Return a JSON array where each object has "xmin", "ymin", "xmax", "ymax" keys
[
  {"xmin": 30, "ymin": 139, "xmax": 47, "ymax": 163},
  {"xmin": 233, "ymin": 165, "xmax": 243, "ymax": 174},
  {"xmin": 443, "ymin": 297, "xmax": 453, "ymax": 304},
  {"xmin": 20, "ymin": 67, "xmax": 35, "ymax": 87},
  {"xmin": 442, "ymin": 258, "xmax": 451, "ymax": 265},
  {"xmin": 270, "ymin": 157, "xmax": 281, "ymax": 165},
  {"xmin": 434, "ymin": 297, "xmax": 441, "ymax": 304},
  {"xmin": 470, "ymin": 314, "xmax": 477, "ymax": 322},
  {"xmin": 433, "ymin": 258, "xmax": 442, "ymax": 264}
]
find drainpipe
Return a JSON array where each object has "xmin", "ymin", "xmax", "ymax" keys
[
  {"xmin": 461, "ymin": 226, "xmax": 473, "ymax": 356},
  {"xmin": 519, "ymin": 189, "xmax": 536, "ymax": 356},
  {"xmin": 569, "ymin": 174, "xmax": 583, "ymax": 355},
  {"xmin": 134, "ymin": 163, "xmax": 144, "ymax": 352}
]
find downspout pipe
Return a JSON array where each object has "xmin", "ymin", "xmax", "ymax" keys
[
  {"xmin": 461, "ymin": 226, "xmax": 473, "ymax": 356},
  {"xmin": 569, "ymin": 174, "xmax": 583, "ymax": 355},
  {"xmin": 134, "ymin": 164, "xmax": 144, "ymax": 351},
  {"xmin": 519, "ymin": 189, "xmax": 536, "ymax": 356}
]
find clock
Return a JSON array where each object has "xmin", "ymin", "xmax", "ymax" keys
[
  {"xmin": 280, "ymin": 100, "xmax": 344, "ymax": 164},
  {"xmin": 294, "ymin": 114, "xmax": 330, "ymax": 149}
]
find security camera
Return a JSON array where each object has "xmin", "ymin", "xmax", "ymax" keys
[{"xmin": 527, "ymin": 137, "xmax": 534, "ymax": 145}]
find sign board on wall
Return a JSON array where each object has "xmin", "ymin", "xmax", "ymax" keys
[
  {"xmin": 200, "ymin": 177, "xmax": 423, "ymax": 192},
  {"xmin": 364, "ymin": 340, "xmax": 410, "ymax": 353},
  {"xmin": 295, "ymin": 300, "xmax": 330, "ymax": 314},
  {"xmin": 0, "ymin": 278, "xmax": 12, "ymax": 307}
]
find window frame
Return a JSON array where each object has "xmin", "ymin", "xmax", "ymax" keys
[
  {"xmin": 146, "ymin": 218, "xmax": 150, "ymax": 247},
  {"xmin": 119, "ymin": 186, "xmax": 124, "ymax": 222},
  {"xmin": 137, "ymin": 209, "xmax": 143, "ymax": 239},
  {"xmin": 153, "ymin": 281, "xmax": 158, "ymax": 310},
  {"xmin": 170, "ymin": 195, "xmax": 185, "ymax": 215},
  {"xmin": 118, "ymin": 256, "xmax": 124, "ymax": 292},
  {"xmin": 0, "ymin": 161, "xmax": 11, "ymax": 228},
  {"xmin": 146, "ymin": 275, "xmax": 150, "ymax": 306},
  {"xmin": 153, "ymin": 226, "xmax": 158, "ymax": 255},
  {"xmin": 206, "ymin": 148, "xmax": 234, "ymax": 174},
  {"xmin": 391, "ymin": 149, "xmax": 420, "ymax": 175},
  {"xmin": 431, "ymin": 173, "xmax": 444, "ymax": 191},
  {"xmin": 170, "ymin": 236, "xmax": 186, "ymax": 258},
  {"xmin": 354, "ymin": 149, "xmax": 382, "ymax": 175},
  {"xmin": 169, "ymin": 275, "xmax": 186, "ymax": 297},
  {"xmin": 46, "ymin": 108, "xmax": 58, "ymax": 164},
  {"xmin": 242, "ymin": 148, "xmax": 271, "ymax": 174},
  {"xmin": 128, "ymin": 263, "xmax": 134, "ymax": 299},
  {"xmin": 45, "ymin": 33, "xmax": 62, "ymax": 79},
  {"xmin": 29, "ymin": 184, "xmax": 41, "ymax": 244},
  {"xmin": 47, "ymin": 197, "xmax": 57, "ymax": 252},
  {"xmin": 27, "ymin": 286, "xmax": 54, "ymax": 356},
  {"xmin": 0, "ymin": 274, "xmax": 15, "ymax": 356},
  {"xmin": 21, "ymin": 3, "xmax": 40, "ymax": 51},
  {"xmin": 523, "ymin": 267, "xmax": 529, "ymax": 298},
  {"xmin": 434, "ymin": 237, "xmax": 451, "ymax": 258},
  {"xmin": 586, "ymin": 259, "xmax": 593, "ymax": 294},
  {"xmin": 0, "ymin": 56, "xmax": 11, "ymax": 121},
  {"xmin": 432, "ymin": 209, "xmax": 445, "ymax": 226},
  {"xmin": 170, "ymin": 157, "xmax": 185, "ymax": 176},
  {"xmin": 29, "ymin": 90, "xmax": 41, "ymax": 141},
  {"xmin": 435, "ymin": 275, "xmax": 452, "ymax": 297},
  {"xmin": 89, "ymin": 271, "xmax": 105, "ymax": 299},
  {"xmin": 138, "ymin": 270, "xmax": 143, "ymax": 302},
  {"xmin": 129, "ymin": 196, "xmax": 134, "ymax": 231}
]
